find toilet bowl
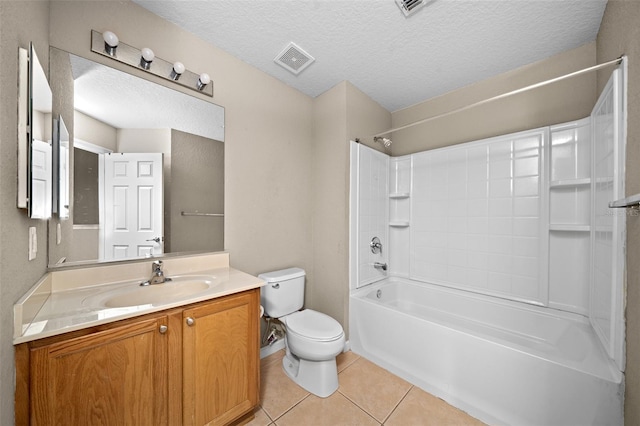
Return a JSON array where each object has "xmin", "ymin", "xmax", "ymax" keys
[
  {"xmin": 259, "ymin": 268, "xmax": 345, "ymax": 397},
  {"xmin": 280, "ymin": 309, "xmax": 345, "ymax": 397}
]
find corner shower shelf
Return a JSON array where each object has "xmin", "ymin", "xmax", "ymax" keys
[
  {"xmin": 550, "ymin": 178, "xmax": 591, "ymax": 188},
  {"xmin": 609, "ymin": 193, "xmax": 640, "ymax": 208},
  {"xmin": 390, "ymin": 192, "xmax": 410, "ymax": 199},
  {"xmin": 549, "ymin": 224, "xmax": 591, "ymax": 232},
  {"xmin": 389, "ymin": 221, "xmax": 410, "ymax": 227}
]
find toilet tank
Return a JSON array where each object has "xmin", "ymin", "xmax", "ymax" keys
[{"xmin": 259, "ymin": 267, "xmax": 305, "ymax": 318}]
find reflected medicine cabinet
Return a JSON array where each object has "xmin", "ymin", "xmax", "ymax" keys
[{"xmin": 18, "ymin": 43, "xmax": 53, "ymax": 219}]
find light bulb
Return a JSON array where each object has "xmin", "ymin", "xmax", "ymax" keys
[
  {"xmin": 197, "ymin": 73, "xmax": 210, "ymax": 90},
  {"xmin": 173, "ymin": 62, "xmax": 185, "ymax": 74},
  {"xmin": 102, "ymin": 31, "xmax": 119, "ymax": 47},
  {"xmin": 141, "ymin": 48, "xmax": 154, "ymax": 62},
  {"xmin": 140, "ymin": 47, "xmax": 154, "ymax": 70},
  {"xmin": 102, "ymin": 31, "xmax": 119, "ymax": 56},
  {"xmin": 170, "ymin": 62, "xmax": 185, "ymax": 80}
]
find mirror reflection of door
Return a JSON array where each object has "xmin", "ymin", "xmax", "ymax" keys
[
  {"xmin": 103, "ymin": 153, "xmax": 163, "ymax": 260},
  {"xmin": 30, "ymin": 139, "xmax": 52, "ymax": 219}
]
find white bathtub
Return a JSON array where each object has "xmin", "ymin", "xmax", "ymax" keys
[{"xmin": 349, "ymin": 278, "xmax": 623, "ymax": 426}]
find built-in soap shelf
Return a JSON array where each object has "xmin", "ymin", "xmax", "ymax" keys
[
  {"xmin": 549, "ymin": 178, "xmax": 591, "ymax": 188},
  {"xmin": 548, "ymin": 120, "xmax": 592, "ymax": 235},
  {"xmin": 389, "ymin": 221, "xmax": 410, "ymax": 227},
  {"xmin": 390, "ymin": 193, "xmax": 410, "ymax": 199},
  {"xmin": 549, "ymin": 224, "xmax": 591, "ymax": 232},
  {"xmin": 390, "ymin": 157, "xmax": 411, "ymax": 229}
]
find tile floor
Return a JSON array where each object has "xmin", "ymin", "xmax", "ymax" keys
[{"xmin": 248, "ymin": 350, "xmax": 486, "ymax": 426}]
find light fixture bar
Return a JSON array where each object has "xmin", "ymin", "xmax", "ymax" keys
[{"xmin": 90, "ymin": 30, "xmax": 213, "ymax": 97}]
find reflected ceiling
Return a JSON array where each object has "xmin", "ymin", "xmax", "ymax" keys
[{"xmin": 71, "ymin": 55, "xmax": 224, "ymax": 141}]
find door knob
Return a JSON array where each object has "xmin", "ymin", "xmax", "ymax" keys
[
  {"xmin": 186, "ymin": 317, "xmax": 195, "ymax": 326},
  {"xmin": 159, "ymin": 325, "xmax": 168, "ymax": 334},
  {"xmin": 146, "ymin": 237, "xmax": 162, "ymax": 244}
]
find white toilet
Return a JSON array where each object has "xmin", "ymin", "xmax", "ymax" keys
[{"xmin": 259, "ymin": 267, "xmax": 345, "ymax": 398}]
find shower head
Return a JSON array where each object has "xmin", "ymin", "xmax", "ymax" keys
[{"xmin": 374, "ymin": 136, "xmax": 392, "ymax": 148}]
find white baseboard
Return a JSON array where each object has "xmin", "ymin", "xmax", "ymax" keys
[
  {"xmin": 260, "ymin": 338, "xmax": 285, "ymax": 359},
  {"xmin": 343, "ymin": 339, "xmax": 351, "ymax": 352}
]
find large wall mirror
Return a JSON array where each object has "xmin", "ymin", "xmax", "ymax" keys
[{"xmin": 48, "ymin": 48, "xmax": 225, "ymax": 267}]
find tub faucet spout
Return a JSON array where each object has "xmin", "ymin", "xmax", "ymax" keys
[{"xmin": 374, "ymin": 262, "xmax": 387, "ymax": 271}]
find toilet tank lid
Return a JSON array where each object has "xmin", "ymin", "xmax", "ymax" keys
[{"xmin": 258, "ymin": 267, "xmax": 305, "ymax": 283}]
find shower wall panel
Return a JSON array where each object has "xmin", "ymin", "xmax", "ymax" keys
[
  {"xmin": 353, "ymin": 143, "xmax": 389, "ymax": 288},
  {"xmin": 410, "ymin": 129, "xmax": 549, "ymax": 304}
]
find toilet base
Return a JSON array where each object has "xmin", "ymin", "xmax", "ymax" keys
[{"xmin": 282, "ymin": 350, "xmax": 339, "ymax": 398}]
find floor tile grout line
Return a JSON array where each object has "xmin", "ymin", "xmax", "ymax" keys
[
  {"xmin": 334, "ymin": 388, "xmax": 384, "ymax": 425},
  {"xmin": 336, "ymin": 354, "xmax": 362, "ymax": 374},
  {"xmin": 268, "ymin": 392, "xmax": 312, "ymax": 424},
  {"xmin": 336, "ymin": 387, "xmax": 389, "ymax": 424},
  {"xmin": 348, "ymin": 394, "xmax": 385, "ymax": 426},
  {"xmin": 381, "ymin": 385, "xmax": 414, "ymax": 425},
  {"xmin": 259, "ymin": 406, "xmax": 274, "ymax": 424}
]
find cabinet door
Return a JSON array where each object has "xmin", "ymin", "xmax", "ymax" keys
[
  {"xmin": 183, "ymin": 290, "xmax": 259, "ymax": 426},
  {"xmin": 30, "ymin": 316, "xmax": 169, "ymax": 425}
]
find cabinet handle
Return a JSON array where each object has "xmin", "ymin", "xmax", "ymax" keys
[
  {"xmin": 159, "ymin": 325, "xmax": 168, "ymax": 334},
  {"xmin": 186, "ymin": 317, "xmax": 195, "ymax": 326}
]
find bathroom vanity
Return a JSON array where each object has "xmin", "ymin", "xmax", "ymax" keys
[{"xmin": 14, "ymin": 252, "xmax": 263, "ymax": 426}]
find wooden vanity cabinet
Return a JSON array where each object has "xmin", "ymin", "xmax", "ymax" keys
[
  {"xmin": 20, "ymin": 315, "xmax": 171, "ymax": 425},
  {"xmin": 182, "ymin": 289, "xmax": 260, "ymax": 426},
  {"xmin": 15, "ymin": 288, "xmax": 260, "ymax": 426}
]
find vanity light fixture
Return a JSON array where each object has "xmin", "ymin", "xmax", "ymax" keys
[
  {"xmin": 140, "ymin": 47, "xmax": 154, "ymax": 70},
  {"xmin": 102, "ymin": 31, "xmax": 119, "ymax": 56},
  {"xmin": 170, "ymin": 62, "xmax": 185, "ymax": 80},
  {"xmin": 90, "ymin": 30, "xmax": 213, "ymax": 97},
  {"xmin": 197, "ymin": 73, "xmax": 210, "ymax": 90}
]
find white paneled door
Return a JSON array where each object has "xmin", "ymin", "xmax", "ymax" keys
[
  {"xmin": 103, "ymin": 153, "xmax": 163, "ymax": 260},
  {"xmin": 31, "ymin": 139, "xmax": 52, "ymax": 219}
]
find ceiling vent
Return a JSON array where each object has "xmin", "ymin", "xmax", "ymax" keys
[
  {"xmin": 274, "ymin": 42, "xmax": 315, "ymax": 75},
  {"xmin": 395, "ymin": 0, "xmax": 426, "ymax": 17}
]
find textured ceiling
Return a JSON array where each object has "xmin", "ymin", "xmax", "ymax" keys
[{"xmin": 134, "ymin": 0, "xmax": 607, "ymax": 112}]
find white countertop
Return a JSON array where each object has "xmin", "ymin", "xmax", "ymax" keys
[{"xmin": 14, "ymin": 253, "xmax": 265, "ymax": 344}]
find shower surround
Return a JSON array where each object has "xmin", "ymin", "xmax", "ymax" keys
[{"xmin": 349, "ymin": 67, "xmax": 626, "ymax": 425}]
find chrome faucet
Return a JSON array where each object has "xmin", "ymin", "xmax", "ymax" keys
[
  {"xmin": 140, "ymin": 260, "xmax": 172, "ymax": 286},
  {"xmin": 374, "ymin": 262, "xmax": 388, "ymax": 271}
]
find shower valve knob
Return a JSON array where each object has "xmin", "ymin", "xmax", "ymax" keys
[{"xmin": 370, "ymin": 237, "xmax": 382, "ymax": 254}]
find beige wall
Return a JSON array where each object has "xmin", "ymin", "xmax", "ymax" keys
[
  {"xmin": 117, "ymin": 128, "xmax": 171, "ymax": 153},
  {"xmin": 170, "ymin": 129, "xmax": 224, "ymax": 253},
  {"xmin": 308, "ymin": 81, "xmax": 391, "ymax": 336},
  {"xmin": 0, "ymin": 2, "xmax": 50, "ymax": 424},
  {"xmin": 391, "ymin": 42, "xmax": 598, "ymax": 156},
  {"xmin": 74, "ymin": 110, "xmax": 117, "ymax": 151},
  {"xmin": 596, "ymin": 2, "xmax": 640, "ymax": 424},
  {"xmin": 309, "ymin": 82, "xmax": 348, "ymax": 331}
]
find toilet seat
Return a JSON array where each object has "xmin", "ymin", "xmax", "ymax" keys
[{"xmin": 283, "ymin": 309, "xmax": 344, "ymax": 341}]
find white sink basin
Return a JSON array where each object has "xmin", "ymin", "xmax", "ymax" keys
[{"xmin": 84, "ymin": 275, "xmax": 218, "ymax": 308}]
